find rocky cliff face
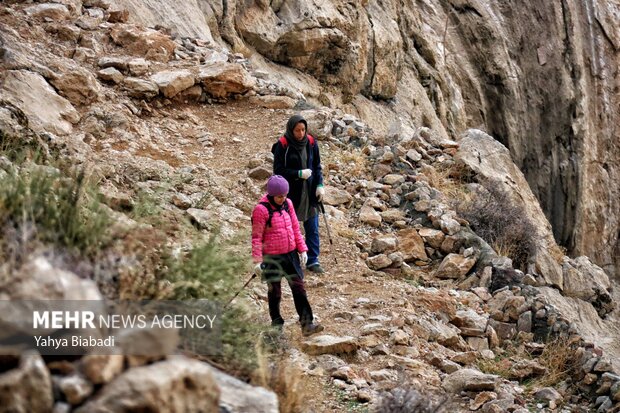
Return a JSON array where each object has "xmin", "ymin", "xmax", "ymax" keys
[
  {"xmin": 2, "ymin": 1, "xmax": 620, "ymax": 409},
  {"xmin": 113, "ymin": 0, "xmax": 619, "ymax": 278}
]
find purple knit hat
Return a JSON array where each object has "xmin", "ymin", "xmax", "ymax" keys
[{"xmin": 266, "ymin": 175, "xmax": 289, "ymax": 196}]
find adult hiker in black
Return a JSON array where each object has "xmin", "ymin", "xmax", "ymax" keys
[
  {"xmin": 251, "ymin": 175, "xmax": 324, "ymax": 336},
  {"xmin": 272, "ymin": 114, "xmax": 326, "ymax": 274}
]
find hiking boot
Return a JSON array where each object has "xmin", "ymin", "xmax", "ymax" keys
[
  {"xmin": 301, "ymin": 323, "xmax": 324, "ymax": 337},
  {"xmin": 306, "ymin": 263, "xmax": 324, "ymax": 274},
  {"xmin": 271, "ymin": 321, "xmax": 284, "ymax": 332}
]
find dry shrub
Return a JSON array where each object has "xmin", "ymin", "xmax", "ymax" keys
[
  {"xmin": 476, "ymin": 343, "xmax": 521, "ymax": 378},
  {"xmin": 421, "ymin": 162, "xmax": 474, "ymax": 204},
  {"xmin": 477, "ymin": 337, "xmax": 579, "ymax": 391},
  {"xmin": 254, "ymin": 349, "xmax": 308, "ymax": 413},
  {"xmin": 454, "ymin": 180, "xmax": 536, "ymax": 271},
  {"xmin": 549, "ymin": 243, "xmax": 567, "ymax": 264},
  {"xmin": 527, "ymin": 337, "xmax": 579, "ymax": 390},
  {"xmin": 116, "ymin": 227, "xmax": 170, "ymax": 300}
]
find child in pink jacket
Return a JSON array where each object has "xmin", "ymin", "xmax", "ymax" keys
[{"xmin": 252, "ymin": 175, "xmax": 324, "ymax": 336}]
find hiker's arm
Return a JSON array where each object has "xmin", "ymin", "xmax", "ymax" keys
[
  {"xmin": 251, "ymin": 205, "xmax": 268, "ymax": 262},
  {"xmin": 288, "ymin": 200, "xmax": 308, "ymax": 252},
  {"xmin": 273, "ymin": 143, "xmax": 300, "ymax": 181}
]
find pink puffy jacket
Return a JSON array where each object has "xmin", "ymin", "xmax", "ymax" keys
[{"xmin": 251, "ymin": 196, "xmax": 307, "ymax": 263}]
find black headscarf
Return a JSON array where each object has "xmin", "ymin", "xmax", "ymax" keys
[{"xmin": 284, "ymin": 115, "xmax": 308, "ymax": 151}]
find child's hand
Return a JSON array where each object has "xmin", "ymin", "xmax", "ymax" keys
[
  {"xmin": 254, "ymin": 262, "xmax": 263, "ymax": 277},
  {"xmin": 299, "ymin": 252, "xmax": 308, "ymax": 267}
]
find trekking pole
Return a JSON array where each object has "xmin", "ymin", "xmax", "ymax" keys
[
  {"xmin": 224, "ymin": 273, "xmax": 257, "ymax": 309},
  {"xmin": 318, "ymin": 202, "xmax": 338, "ymax": 265}
]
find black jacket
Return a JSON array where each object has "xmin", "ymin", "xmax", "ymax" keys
[{"xmin": 273, "ymin": 132, "xmax": 323, "ymax": 210}]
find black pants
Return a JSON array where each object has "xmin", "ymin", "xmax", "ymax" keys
[{"xmin": 263, "ymin": 252, "xmax": 313, "ymax": 327}]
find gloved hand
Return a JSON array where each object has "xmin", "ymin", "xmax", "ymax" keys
[
  {"xmin": 299, "ymin": 251, "xmax": 308, "ymax": 268},
  {"xmin": 299, "ymin": 169, "xmax": 312, "ymax": 180},
  {"xmin": 254, "ymin": 262, "xmax": 263, "ymax": 277},
  {"xmin": 316, "ymin": 185, "xmax": 325, "ymax": 201}
]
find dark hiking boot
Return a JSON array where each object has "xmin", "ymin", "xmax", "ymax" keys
[
  {"xmin": 301, "ymin": 323, "xmax": 324, "ymax": 337},
  {"xmin": 270, "ymin": 321, "xmax": 284, "ymax": 333},
  {"xmin": 306, "ymin": 263, "xmax": 324, "ymax": 274}
]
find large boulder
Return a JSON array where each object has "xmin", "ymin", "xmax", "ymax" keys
[
  {"xmin": 50, "ymin": 67, "xmax": 101, "ymax": 106},
  {"xmin": 365, "ymin": 0, "xmax": 402, "ymax": 99},
  {"xmin": 208, "ymin": 366, "xmax": 279, "ymax": 413},
  {"xmin": 301, "ymin": 335, "xmax": 358, "ymax": 355},
  {"xmin": 151, "ymin": 69, "xmax": 196, "ymax": 98},
  {"xmin": 235, "ymin": 0, "xmax": 370, "ymax": 95},
  {"xmin": 198, "ymin": 63, "xmax": 256, "ymax": 98},
  {"xmin": 562, "ymin": 256, "xmax": 614, "ymax": 316},
  {"xmin": 107, "ymin": 0, "xmax": 218, "ymax": 43},
  {"xmin": 538, "ymin": 287, "xmax": 620, "ymax": 372},
  {"xmin": 110, "ymin": 24, "xmax": 177, "ymax": 62},
  {"xmin": 397, "ymin": 229, "xmax": 428, "ymax": 262},
  {"xmin": 0, "ymin": 70, "xmax": 80, "ymax": 135},
  {"xmin": 435, "ymin": 253, "xmax": 477, "ymax": 279},
  {"xmin": 442, "ymin": 368, "xmax": 498, "ymax": 393},
  {"xmin": 8, "ymin": 257, "xmax": 102, "ymax": 300},
  {"xmin": 75, "ymin": 357, "xmax": 220, "ymax": 413},
  {"xmin": 24, "ymin": 3, "xmax": 70, "ymax": 20}
]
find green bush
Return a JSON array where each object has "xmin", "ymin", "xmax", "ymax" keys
[
  {"xmin": 131, "ymin": 188, "xmax": 163, "ymax": 219},
  {"xmin": 163, "ymin": 235, "xmax": 268, "ymax": 377},
  {"xmin": 0, "ymin": 164, "xmax": 110, "ymax": 257}
]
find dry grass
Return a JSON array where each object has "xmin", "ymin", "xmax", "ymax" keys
[
  {"xmin": 420, "ymin": 162, "xmax": 474, "ymax": 204},
  {"xmin": 326, "ymin": 148, "xmax": 369, "ymax": 177},
  {"xmin": 491, "ymin": 240, "xmax": 518, "ymax": 260},
  {"xmin": 477, "ymin": 337, "xmax": 579, "ymax": 393},
  {"xmin": 549, "ymin": 243, "xmax": 568, "ymax": 264},
  {"xmin": 0, "ymin": 163, "xmax": 111, "ymax": 262},
  {"xmin": 476, "ymin": 344, "xmax": 519, "ymax": 378},
  {"xmin": 254, "ymin": 343, "xmax": 309, "ymax": 413},
  {"xmin": 526, "ymin": 337, "xmax": 579, "ymax": 390}
]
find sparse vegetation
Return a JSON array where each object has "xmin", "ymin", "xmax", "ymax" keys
[
  {"xmin": 421, "ymin": 162, "xmax": 475, "ymax": 203},
  {"xmin": 161, "ymin": 234, "xmax": 269, "ymax": 377},
  {"xmin": 476, "ymin": 345, "xmax": 519, "ymax": 378},
  {"xmin": 421, "ymin": 162, "xmax": 536, "ymax": 271},
  {"xmin": 454, "ymin": 180, "xmax": 536, "ymax": 271},
  {"xmin": 549, "ymin": 243, "xmax": 567, "ymax": 264},
  {"xmin": 325, "ymin": 147, "xmax": 369, "ymax": 177},
  {"xmin": 477, "ymin": 337, "xmax": 579, "ymax": 393},
  {"xmin": 131, "ymin": 188, "xmax": 163, "ymax": 218},
  {"xmin": 0, "ymin": 163, "xmax": 111, "ymax": 259},
  {"xmin": 255, "ymin": 353, "xmax": 310, "ymax": 413},
  {"xmin": 326, "ymin": 383, "xmax": 370, "ymax": 413},
  {"xmin": 526, "ymin": 337, "xmax": 579, "ymax": 390}
]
